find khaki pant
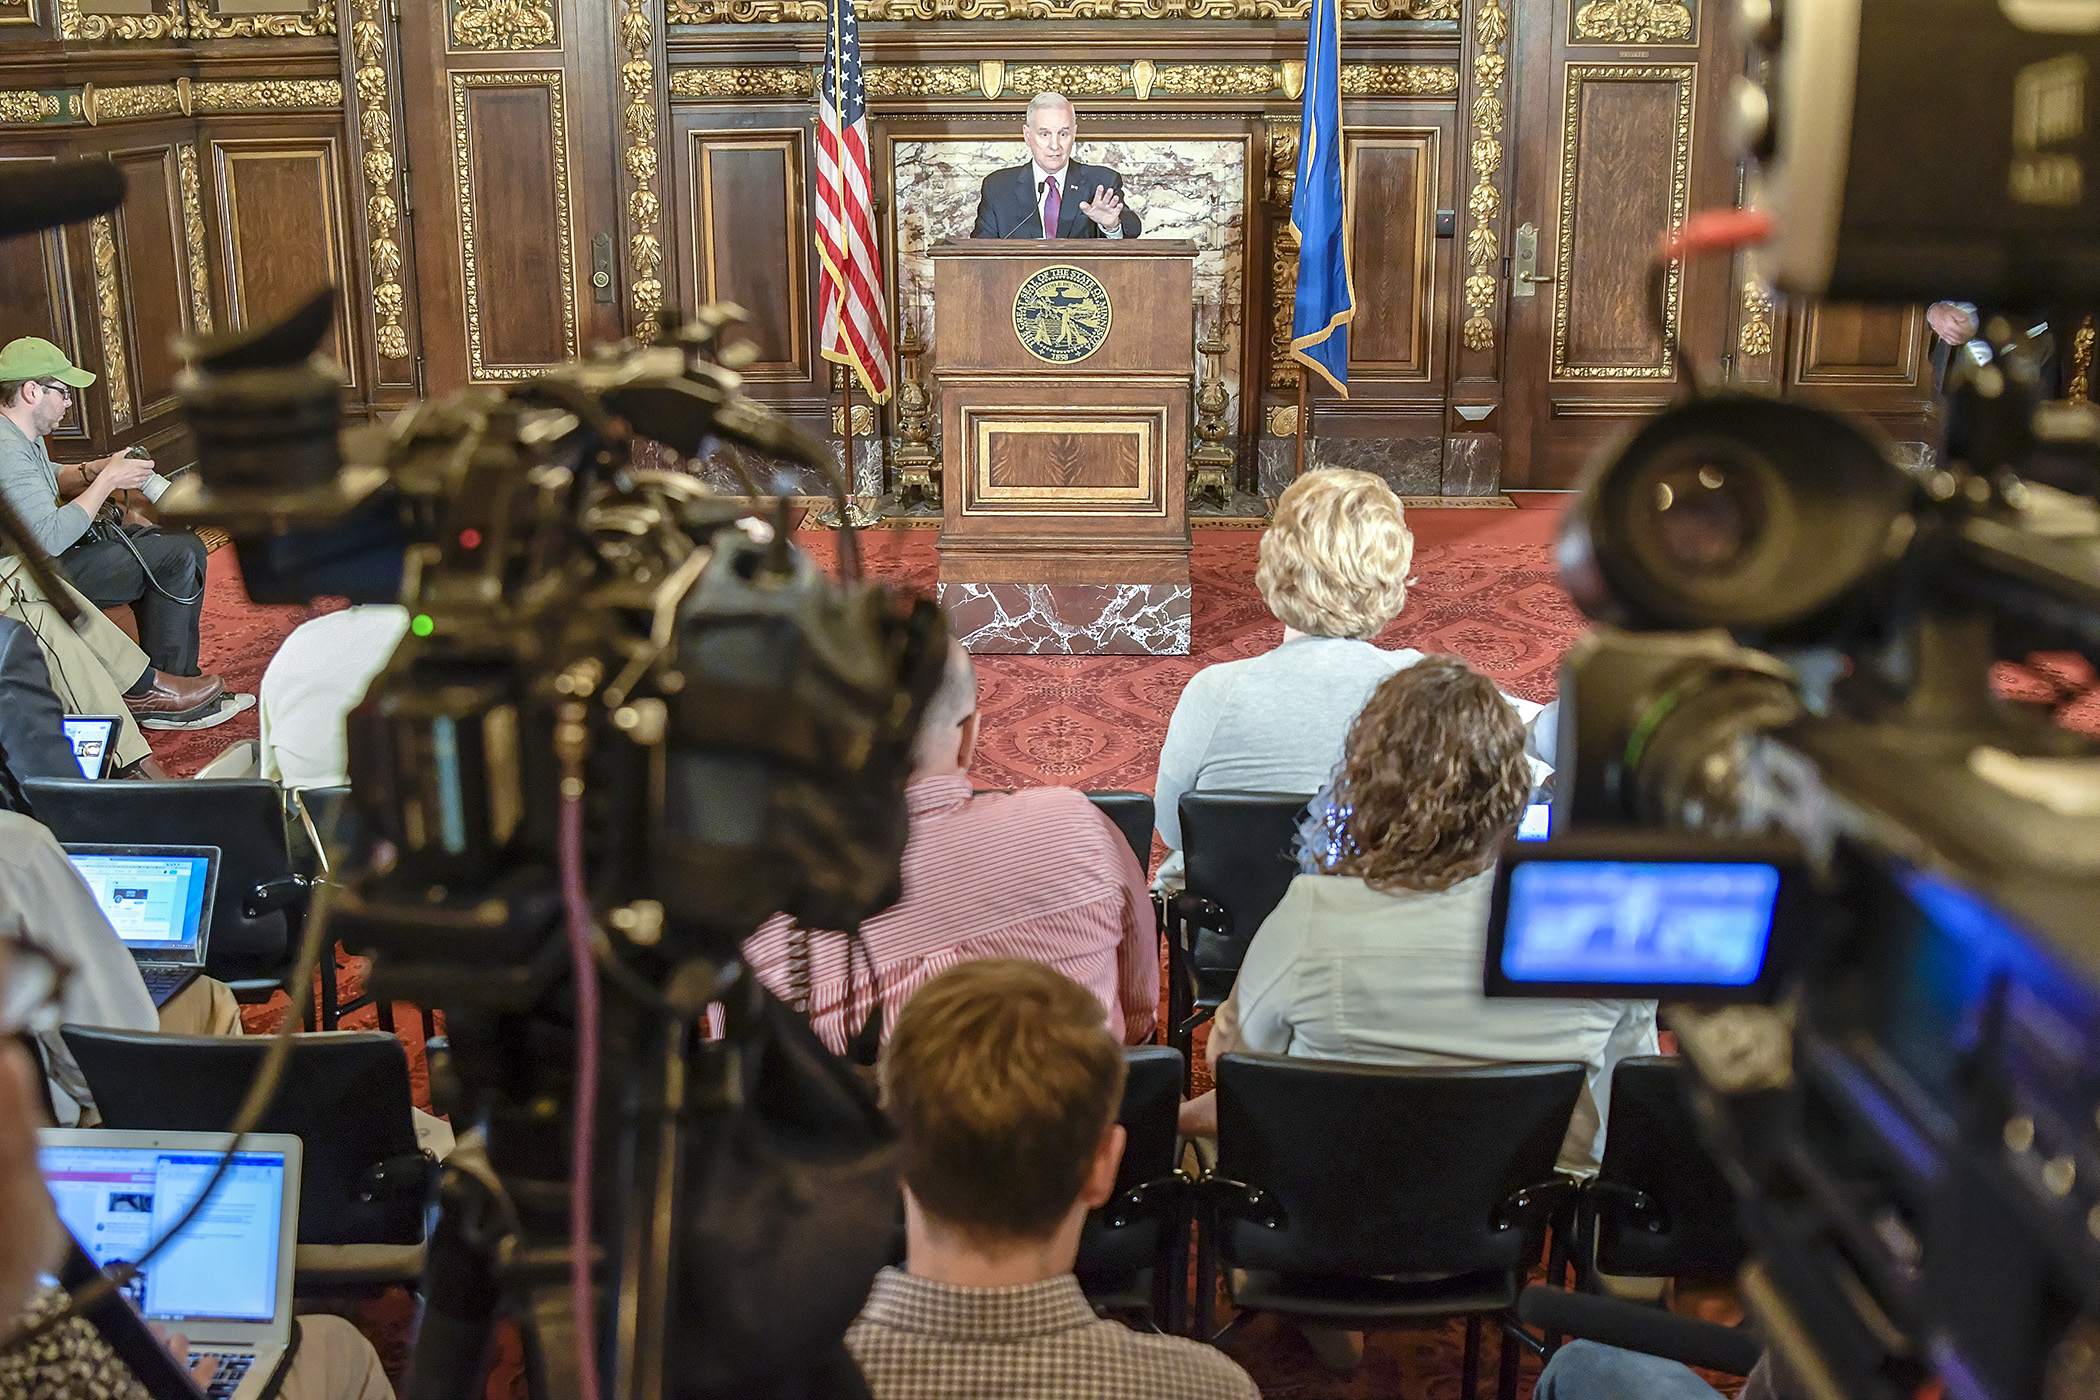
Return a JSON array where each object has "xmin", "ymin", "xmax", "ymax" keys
[
  {"xmin": 0, "ymin": 556, "xmax": 153, "ymax": 771},
  {"xmin": 158, "ymin": 976, "xmax": 244, "ymax": 1037}
]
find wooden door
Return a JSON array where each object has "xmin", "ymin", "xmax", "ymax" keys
[
  {"xmin": 1501, "ymin": 0, "xmax": 1743, "ymax": 488},
  {"xmin": 396, "ymin": 0, "xmax": 629, "ymax": 395}
]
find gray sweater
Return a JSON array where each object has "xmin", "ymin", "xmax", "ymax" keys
[{"xmin": 0, "ymin": 416, "xmax": 89, "ymax": 556}]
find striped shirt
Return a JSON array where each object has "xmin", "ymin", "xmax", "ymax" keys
[{"xmin": 746, "ymin": 775, "xmax": 1158, "ymax": 1051}]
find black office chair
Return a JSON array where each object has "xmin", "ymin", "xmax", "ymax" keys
[
  {"xmin": 1076, "ymin": 1045, "xmax": 1188, "ymax": 1331},
  {"xmin": 1084, "ymin": 790, "xmax": 1156, "ymax": 873},
  {"xmin": 286, "ymin": 784, "xmax": 360, "ymax": 881},
  {"xmin": 63, "ymin": 1027, "xmax": 434, "ymax": 1285},
  {"xmin": 1199, "ymin": 1054, "xmax": 1585, "ymax": 1398},
  {"xmin": 1576, "ymin": 1056, "xmax": 1750, "ymax": 1283},
  {"xmin": 25, "ymin": 778, "xmax": 314, "ymax": 1010},
  {"xmin": 1168, "ymin": 792, "xmax": 1309, "ymax": 1081}
]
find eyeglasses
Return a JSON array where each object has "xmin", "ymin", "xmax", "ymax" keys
[
  {"xmin": 32, "ymin": 379, "xmax": 72, "ymax": 402},
  {"xmin": 0, "ymin": 932, "xmax": 75, "ymax": 1037}
]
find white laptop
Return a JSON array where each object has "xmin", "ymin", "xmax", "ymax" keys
[
  {"xmin": 39, "ymin": 1129, "xmax": 303, "ymax": 1400},
  {"xmin": 62, "ymin": 844, "xmax": 220, "ymax": 1008}
]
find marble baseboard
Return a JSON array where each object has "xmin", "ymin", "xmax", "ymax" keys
[
  {"xmin": 687, "ymin": 437, "xmax": 887, "ymax": 498},
  {"xmin": 1441, "ymin": 433, "xmax": 1502, "ymax": 496},
  {"xmin": 940, "ymin": 582, "xmax": 1191, "ymax": 655},
  {"xmin": 1255, "ymin": 436, "xmax": 1446, "ymax": 497}
]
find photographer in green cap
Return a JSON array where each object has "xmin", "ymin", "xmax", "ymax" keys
[{"xmin": 0, "ymin": 337, "xmax": 225, "ymax": 723}]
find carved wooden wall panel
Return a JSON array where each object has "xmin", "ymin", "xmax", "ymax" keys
[
  {"xmin": 449, "ymin": 74, "xmax": 577, "ymax": 378},
  {"xmin": 1343, "ymin": 131, "xmax": 1438, "ymax": 379},
  {"xmin": 210, "ymin": 136, "xmax": 358, "ymax": 388},
  {"xmin": 0, "ymin": 156, "xmax": 87, "ymax": 445},
  {"xmin": 1792, "ymin": 302, "xmax": 1923, "ymax": 388},
  {"xmin": 687, "ymin": 128, "xmax": 809, "ymax": 379},
  {"xmin": 109, "ymin": 144, "xmax": 192, "ymax": 417}
]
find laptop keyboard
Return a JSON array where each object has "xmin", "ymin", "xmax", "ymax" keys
[
  {"xmin": 138, "ymin": 966, "xmax": 193, "ymax": 1004},
  {"xmin": 191, "ymin": 1351, "xmax": 254, "ymax": 1398}
]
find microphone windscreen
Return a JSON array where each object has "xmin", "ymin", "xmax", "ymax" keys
[{"xmin": 0, "ymin": 158, "xmax": 127, "ymax": 241}]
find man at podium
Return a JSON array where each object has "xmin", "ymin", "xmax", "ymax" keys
[{"xmin": 971, "ymin": 92, "xmax": 1142, "ymax": 240}]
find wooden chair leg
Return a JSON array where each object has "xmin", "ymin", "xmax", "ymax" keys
[{"xmin": 1462, "ymin": 1314, "xmax": 1481, "ymax": 1400}]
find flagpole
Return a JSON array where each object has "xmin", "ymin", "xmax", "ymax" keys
[{"xmin": 1293, "ymin": 370, "xmax": 1309, "ymax": 479}]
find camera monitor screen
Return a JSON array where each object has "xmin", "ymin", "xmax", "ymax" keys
[{"xmin": 1486, "ymin": 837, "xmax": 1803, "ymax": 1001}]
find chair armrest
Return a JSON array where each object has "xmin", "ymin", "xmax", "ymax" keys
[
  {"xmin": 356, "ymin": 1151, "xmax": 439, "ymax": 1204},
  {"xmin": 1198, "ymin": 1176, "xmax": 1285, "ymax": 1229},
  {"xmin": 1102, "ymin": 1171, "xmax": 1190, "ymax": 1230},
  {"xmin": 243, "ymin": 876, "xmax": 312, "ymax": 918},
  {"xmin": 1493, "ymin": 1176, "xmax": 1578, "ymax": 1232}
]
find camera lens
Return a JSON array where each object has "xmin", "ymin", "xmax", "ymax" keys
[{"xmin": 1648, "ymin": 442, "xmax": 1772, "ymax": 578}]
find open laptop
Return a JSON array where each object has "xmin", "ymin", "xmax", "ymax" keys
[
  {"xmin": 62, "ymin": 715, "xmax": 122, "ymax": 779},
  {"xmin": 38, "ymin": 1129, "xmax": 304, "ymax": 1400},
  {"xmin": 63, "ymin": 844, "xmax": 219, "ymax": 1008}
]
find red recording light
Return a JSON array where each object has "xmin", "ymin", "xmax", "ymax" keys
[{"xmin": 459, "ymin": 528, "xmax": 482, "ymax": 549}]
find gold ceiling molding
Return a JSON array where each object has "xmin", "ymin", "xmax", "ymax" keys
[
  {"xmin": 178, "ymin": 143, "xmax": 212, "ymax": 336},
  {"xmin": 1152, "ymin": 63, "xmax": 1280, "ymax": 96},
  {"xmin": 1738, "ymin": 277, "xmax": 1773, "ymax": 357},
  {"xmin": 352, "ymin": 0, "xmax": 410, "ymax": 361},
  {"xmin": 669, "ymin": 0, "xmax": 1455, "ymax": 20},
  {"xmin": 1003, "ymin": 63, "xmax": 1126, "ymax": 96},
  {"xmin": 0, "ymin": 91, "xmax": 61, "ymax": 123},
  {"xmin": 190, "ymin": 79, "xmax": 344, "ymax": 112},
  {"xmin": 452, "ymin": 0, "xmax": 557, "ymax": 49},
  {"xmin": 60, "ymin": 0, "xmax": 333, "ymax": 39},
  {"xmin": 669, "ymin": 66, "xmax": 816, "ymax": 98},
  {"xmin": 861, "ymin": 65, "xmax": 980, "ymax": 97},
  {"xmin": 620, "ymin": 0, "xmax": 664, "ymax": 337},
  {"xmin": 1574, "ymin": 0, "xmax": 1693, "ymax": 43},
  {"xmin": 1460, "ymin": 0, "xmax": 1507, "ymax": 353},
  {"xmin": 88, "ymin": 214, "xmax": 134, "ymax": 431},
  {"xmin": 80, "ymin": 82, "xmax": 182, "ymax": 124},
  {"xmin": 450, "ymin": 71, "xmax": 578, "ymax": 380},
  {"xmin": 829, "ymin": 61, "xmax": 1462, "ymax": 101}
]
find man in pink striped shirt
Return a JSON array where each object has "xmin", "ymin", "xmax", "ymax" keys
[{"xmin": 745, "ymin": 639, "xmax": 1158, "ymax": 1056}]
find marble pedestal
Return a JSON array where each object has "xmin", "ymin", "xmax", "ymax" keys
[{"xmin": 939, "ymin": 582, "xmax": 1191, "ymax": 655}]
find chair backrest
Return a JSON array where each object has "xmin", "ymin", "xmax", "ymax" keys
[
  {"xmin": 1591, "ymin": 1055, "xmax": 1749, "ymax": 1277},
  {"xmin": 1214, "ymin": 1052, "xmax": 1583, "ymax": 1277},
  {"xmin": 62, "ymin": 1027, "xmax": 427, "ymax": 1246},
  {"xmin": 1076, "ymin": 1045, "xmax": 1184, "ymax": 1290},
  {"xmin": 287, "ymin": 785, "xmax": 358, "ymax": 879},
  {"xmin": 1178, "ymin": 791, "xmax": 1309, "ymax": 996},
  {"xmin": 26, "ymin": 778, "xmax": 293, "ymax": 983},
  {"xmin": 1084, "ymin": 790, "xmax": 1155, "ymax": 873}
]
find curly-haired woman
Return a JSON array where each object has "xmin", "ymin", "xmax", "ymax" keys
[{"xmin": 1177, "ymin": 656, "xmax": 1654, "ymax": 1176}]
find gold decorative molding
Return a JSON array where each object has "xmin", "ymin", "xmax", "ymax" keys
[
  {"xmin": 0, "ymin": 91, "xmax": 60, "ymax": 123},
  {"xmin": 1005, "ymin": 63, "xmax": 1127, "ymax": 96},
  {"xmin": 352, "ymin": 0, "xmax": 410, "ymax": 361},
  {"xmin": 1280, "ymin": 59, "xmax": 1305, "ymax": 100},
  {"xmin": 1552, "ymin": 65, "xmax": 1695, "ymax": 379},
  {"xmin": 1574, "ymin": 0, "xmax": 1693, "ymax": 43},
  {"xmin": 58, "ymin": 0, "xmax": 177, "ymax": 38},
  {"xmin": 1738, "ymin": 277, "xmax": 1773, "ymax": 357},
  {"xmin": 1461, "ymin": 0, "xmax": 1507, "ymax": 353},
  {"xmin": 1340, "ymin": 64, "xmax": 1461, "ymax": 95},
  {"xmin": 862, "ymin": 65, "xmax": 980, "ymax": 98},
  {"xmin": 832, "ymin": 404, "xmax": 875, "ymax": 436},
  {"xmin": 190, "ymin": 80, "xmax": 344, "ymax": 112},
  {"xmin": 1130, "ymin": 58, "xmax": 1158, "ymax": 100},
  {"xmin": 1266, "ymin": 404, "xmax": 1299, "ymax": 436},
  {"xmin": 669, "ymin": 66, "xmax": 814, "ymax": 98},
  {"xmin": 452, "ymin": 0, "xmax": 557, "ymax": 49},
  {"xmin": 0, "ymin": 2, "xmax": 39, "ymax": 27},
  {"xmin": 1266, "ymin": 120, "xmax": 1300, "ymax": 389},
  {"xmin": 620, "ymin": 0, "xmax": 663, "ymax": 337},
  {"xmin": 670, "ymin": 0, "xmax": 1455, "ymax": 18},
  {"xmin": 978, "ymin": 59, "xmax": 1005, "ymax": 99},
  {"xmin": 88, "ymin": 214, "xmax": 133, "ymax": 431},
  {"xmin": 450, "ymin": 71, "xmax": 577, "ymax": 380},
  {"xmin": 178, "ymin": 143, "xmax": 212, "ymax": 336},
  {"xmin": 81, "ymin": 83, "xmax": 181, "ymax": 124},
  {"xmin": 1153, "ymin": 63, "xmax": 1270, "ymax": 96},
  {"xmin": 183, "ymin": 0, "xmax": 334, "ymax": 37},
  {"xmin": 2070, "ymin": 315, "xmax": 2094, "ymax": 405}
]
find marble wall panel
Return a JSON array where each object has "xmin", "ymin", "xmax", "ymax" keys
[
  {"xmin": 1254, "ymin": 436, "xmax": 1445, "ymax": 497},
  {"xmin": 893, "ymin": 137, "xmax": 1248, "ymax": 404}
]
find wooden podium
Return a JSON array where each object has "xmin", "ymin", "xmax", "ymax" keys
[{"xmin": 928, "ymin": 237, "xmax": 1196, "ymax": 655}]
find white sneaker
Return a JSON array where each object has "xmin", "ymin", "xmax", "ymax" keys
[{"xmin": 140, "ymin": 692, "xmax": 256, "ymax": 731}]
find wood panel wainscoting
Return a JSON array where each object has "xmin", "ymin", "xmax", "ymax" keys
[{"xmin": 0, "ymin": 0, "xmax": 1932, "ymax": 492}]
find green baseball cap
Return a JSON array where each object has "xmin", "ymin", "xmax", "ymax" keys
[{"xmin": 0, "ymin": 337, "xmax": 95, "ymax": 389}]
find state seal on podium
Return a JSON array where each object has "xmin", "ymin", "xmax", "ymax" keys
[{"xmin": 1012, "ymin": 265, "xmax": 1113, "ymax": 365}]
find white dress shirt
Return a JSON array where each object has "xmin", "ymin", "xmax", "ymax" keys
[
  {"xmin": 1217, "ymin": 870, "xmax": 1658, "ymax": 1174},
  {"xmin": 258, "ymin": 604, "xmax": 411, "ymax": 790},
  {"xmin": 1031, "ymin": 160, "xmax": 1123, "ymax": 239}
]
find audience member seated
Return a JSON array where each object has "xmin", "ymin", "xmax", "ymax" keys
[
  {"xmin": 0, "ymin": 617, "xmax": 107, "ymax": 784},
  {"xmin": 746, "ymin": 639, "xmax": 1158, "ymax": 1056},
  {"xmin": 1534, "ymin": 1339, "xmax": 1793, "ymax": 1400},
  {"xmin": 1153, "ymin": 468, "xmax": 1549, "ymax": 885},
  {"xmin": 0, "ymin": 338, "xmax": 243, "ymax": 729},
  {"xmin": 259, "ymin": 604, "xmax": 410, "ymax": 789},
  {"xmin": 1178, "ymin": 657, "xmax": 1656, "ymax": 1176},
  {"xmin": 850, "ymin": 958, "xmax": 1258, "ymax": 1400},
  {"xmin": 0, "ymin": 810, "xmax": 241, "ymax": 1123}
]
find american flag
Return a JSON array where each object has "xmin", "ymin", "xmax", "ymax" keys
[{"xmin": 816, "ymin": 0, "xmax": 891, "ymax": 402}]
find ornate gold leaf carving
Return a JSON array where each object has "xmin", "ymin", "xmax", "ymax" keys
[
  {"xmin": 85, "ymin": 83, "xmax": 182, "ymax": 123},
  {"xmin": 862, "ymin": 65, "xmax": 982, "ymax": 97},
  {"xmin": 452, "ymin": 0, "xmax": 557, "ymax": 49},
  {"xmin": 1004, "ymin": 63, "xmax": 1127, "ymax": 95},
  {"xmin": 352, "ymin": 0, "xmax": 410, "ymax": 361},
  {"xmin": 1130, "ymin": 58, "xmax": 1157, "ymax": 100},
  {"xmin": 1270, "ymin": 218, "xmax": 1299, "ymax": 389},
  {"xmin": 1738, "ymin": 278, "xmax": 1773, "ymax": 357},
  {"xmin": 58, "ymin": 0, "xmax": 177, "ymax": 39},
  {"xmin": 1574, "ymin": 0, "xmax": 1693, "ymax": 43},
  {"xmin": 1338, "ymin": 64, "xmax": 1460, "ymax": 95},
  {"xmin": 190, "ymin": 80, "xmax": 344, "ymax": 112},
  {"xmin": 451, "ymin": 71, "xmax": 577, "ymax": 379},
  {"xmin": 1153, "ymin": 63, "xmax": 1274, "ymax": 96},
  {"xmin": 1462, "ymin": 0, "xmax": 1508, "ymax": 353},
  {"xmin": 1265, "ymin": 120, "xmax": 1298, "ymax": 206},
  {"xmin": 88, "ymin": 214, "xmax": 133, "ymax": 430},
  {"xmin": 1266, "ymin": 404, "xmax": 1298, "ymax": 437},
  {"xmin": 621, "ymin": 0, "xmax": 662, "ymax": 337},
  {"xmin": 669, "ymin": 0, "xmax": 1454, "ymax": 19},
  {"xmin": 1552, "ymin": 65, "xmax": 1695, "ymax": 379},
  {"xmin": 832, "ymin": 405, "xmax": 875, "ymax": 436},
  {"xmin": 0, "ymin": 91, "xmax": 60, "ymax": 124},
  {"xmin": 669, "ymin": 66, "xmax": 815, "ymax": 98},
  {"xmin": 178, "ymin": 143, "xmax": 212, "ymax": 336},
  {"xmin": 183, "ymin": 0, "xmax": 335, "ymax": 37},
  {"xmin": 2069, "ymin": 315, "xmax": 2094, "ymax": 405}
]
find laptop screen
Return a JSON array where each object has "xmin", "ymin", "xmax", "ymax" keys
[
  {"xmin": 63, "ymin": 846, "xmax": 216, "ymax": 958},
  {"xmin": 38, "ymin": 1143, "xmax": 288, "ymax": 1324},
  {"xmin": 61, "ymin": 716, "xmax": 120, "ymax": 779}
]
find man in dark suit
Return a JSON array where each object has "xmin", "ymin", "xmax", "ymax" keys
[{"xmin": 970, "ymin": 92, "xmax": 1142, "ymax": 240}]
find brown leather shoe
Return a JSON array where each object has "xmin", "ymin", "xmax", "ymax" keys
[{"xmin": 124, "ymin": 670, "xmax": 226, "ymax": 721}]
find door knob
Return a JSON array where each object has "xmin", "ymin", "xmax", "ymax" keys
[{"xmin": 1511, "ymin": 222, "xmax": 1555, "ymax": 297}]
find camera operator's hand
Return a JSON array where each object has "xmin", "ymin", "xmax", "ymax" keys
[
  {"xmin": 1928, "ymin": 301, "xmax": 1980, "ymax": 346},
  {"xmin": 0, "ymin": 1041, "xmax": 64, "ymax": 1321},
  {"xmin": 70, "ymin": 456, "xmax": 155, "ymax": 521}
]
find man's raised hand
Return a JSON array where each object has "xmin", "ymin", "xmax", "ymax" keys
[{"xmin": 1079, "ymin": 184, "xmax": 1123, "ymax": 229}]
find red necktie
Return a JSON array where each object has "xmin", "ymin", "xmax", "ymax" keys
[{"xmin": 1042, "ymin": 177, "xmax": 1060, "ymax": 238}]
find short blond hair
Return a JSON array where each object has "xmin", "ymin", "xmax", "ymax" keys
[
  {"xmin": 882, "ymin": 959, "xmax": 1125, "ymax": 1244},
  {"xmin": 1255, "ymin": 468, "xmax": 1416, "ymax": 639}
]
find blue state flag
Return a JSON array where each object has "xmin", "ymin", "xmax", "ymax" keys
[{"xmin": 1289, "ymin": 0, "xmax": 1354, "ymax": 396}]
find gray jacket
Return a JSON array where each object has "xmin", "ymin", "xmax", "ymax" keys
[{"xmin": 0, "ymin": 416, "xmax": 89, "ymax": 555}]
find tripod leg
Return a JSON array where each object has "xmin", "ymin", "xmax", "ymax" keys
[{"xmin": 403, "ymin": 1137, "xmax": 512, "ymax": 1400}]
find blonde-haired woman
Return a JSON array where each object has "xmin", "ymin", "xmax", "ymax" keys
[{"xmin": 1152, "ymin": 468, "xmax": 1546, "ymax": 881}]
